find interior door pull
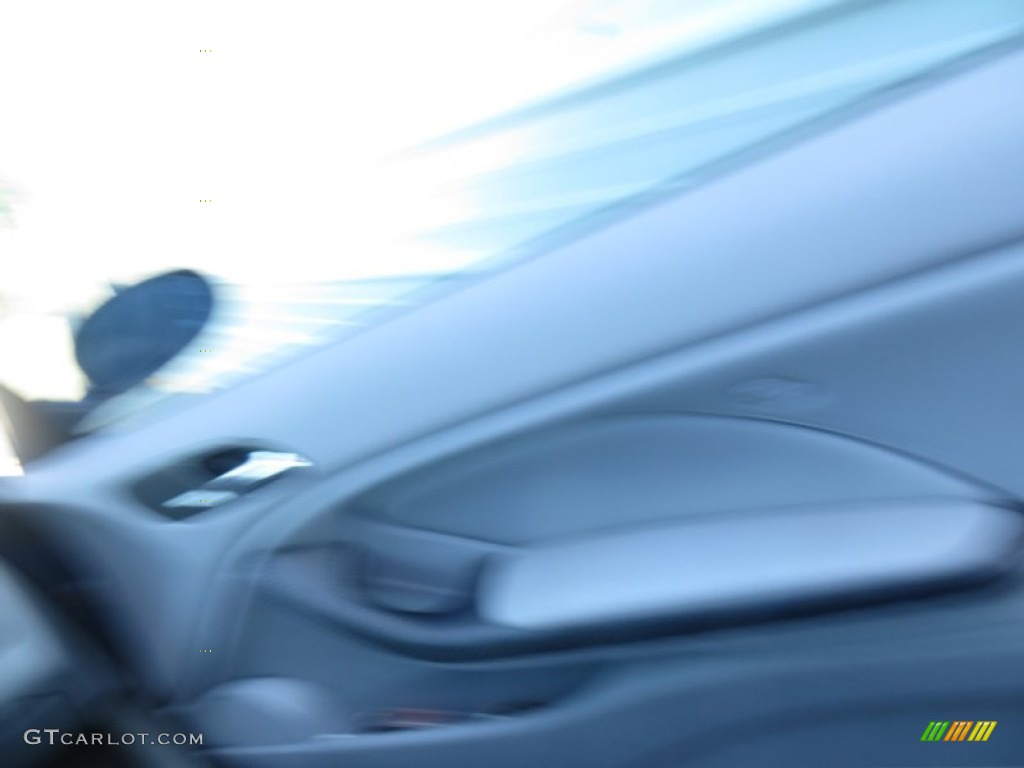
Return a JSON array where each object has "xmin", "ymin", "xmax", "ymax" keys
[
  {"xmin": 162, "ymin": 451, "xmax": 312, "ymax": 510},
  {"xmin": 207, "ymin": 451, "xmax": 313, "ymax": 490}
]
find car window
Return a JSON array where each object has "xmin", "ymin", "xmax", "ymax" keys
[{"xmin": 2, "ymin": 0, "xmax": 1024, "ymax": 441}]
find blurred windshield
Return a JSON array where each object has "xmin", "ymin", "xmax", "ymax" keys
[{"xmin": 2, "ymin": 0, "xmax": 1024, "ymax": 447}]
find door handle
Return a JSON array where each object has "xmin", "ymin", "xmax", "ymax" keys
[
  {"xmin": 205, "ymin": 451, "xmax": 313, "ymax": 491},
  {"xmin": 163, "ymin": 450, "xmax": 312, "ymax": 510}
]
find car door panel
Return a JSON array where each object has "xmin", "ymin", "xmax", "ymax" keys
[
  {"xmin": 168, "ymin": 414, "xmax": 1024, "ymax": 767},
  {"xmin": 194, "ymin": 577, "xmax": 1024, "ymax": 767}
]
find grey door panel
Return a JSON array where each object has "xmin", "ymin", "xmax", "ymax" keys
[
  {"xmin": 168, "ymin": 411, "xmax": 1024, "ymax": 767},
  {"xmin": 192, "ymin": 580, "xmax": 1024, "ymax": 767}
]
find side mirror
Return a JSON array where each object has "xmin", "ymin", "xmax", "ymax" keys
[
  {"xmin": 75, "ymin": 269, "xmax": 214, "ymax": 400},
  {"xmin": 0, "ymin": 270, "xmax": 215, "ymax": 465}
]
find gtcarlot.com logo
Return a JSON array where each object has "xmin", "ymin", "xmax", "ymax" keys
[
  {"xmin": 24, "ymin": 729, "xmax": 203, "ymax": 747},
  {"xmin": 921, "ymin": 721, "xmax": 997, "ymax": 742}
]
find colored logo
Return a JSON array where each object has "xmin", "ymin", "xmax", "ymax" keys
[{"xmin": 921, "ymin": 721, "xmax": 996, "ymax": 742}]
